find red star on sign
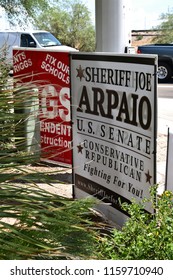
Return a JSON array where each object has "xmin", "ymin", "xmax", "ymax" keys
[
  {"xmin": 76, "ymin": 65, "xmax": 85, "ymax": 81},
  {"xmin": 145, "ymin": 170, "xmax": 152, "ymax": 184},
  {"xmin": 77, "ymin": 144, "xmax": 83, "ymax": 153}
]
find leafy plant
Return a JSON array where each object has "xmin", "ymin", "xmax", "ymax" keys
[
  {"xmin": 152, "ymin": 12, "xmax": 173, "ymax": 43},
  {"xmin": 136, "ymin": 35, "xmax": 143, "ymax": 41},
  {"xmin": 35, "ymin": 1, "xmax": 95, "ymax": 51},
  {"xmin": 97, "ymin": 185, "xmax": 173, "ymax": 260}
]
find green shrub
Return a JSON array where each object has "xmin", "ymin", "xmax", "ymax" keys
[
  {"xmin": 97, "ymin": 185, "xmax": 173, "ymax": 260},
  {"xmin": 136, "ymin": 35, "xmax": 143, "ymax": 41}
]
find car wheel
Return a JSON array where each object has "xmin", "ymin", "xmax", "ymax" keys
[{"xmin": 157, "ymin": 62, "xmax": 172, "ymax": 82}]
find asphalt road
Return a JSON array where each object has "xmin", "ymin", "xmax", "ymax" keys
[{"xmin": 158, "ymin": 82, "xmax": 173, "ymax": 98}]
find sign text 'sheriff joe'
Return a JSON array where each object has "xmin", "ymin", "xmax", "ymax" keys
[
  {"xmin": 13, "ymin": 48, "xmax": 72, "ymax": 166},
  {"xmin": 70, "ymin": 53, "xmax": 157, "ymax": 214}
]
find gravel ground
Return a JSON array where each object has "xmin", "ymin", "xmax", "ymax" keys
[{"xmin": 19, "ymin": 163, "xmax": 73, "ymax": 198}]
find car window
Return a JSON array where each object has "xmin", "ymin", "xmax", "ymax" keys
[
  {"xmin": 20, "ymin": 34, "xmax": 36, "ymax": 47},
  {"xmin": 33, "ymin": 32, "xmax": 61, "ymax": 47}
]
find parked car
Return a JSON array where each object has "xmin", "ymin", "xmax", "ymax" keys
[
  {"xmin": 0, "ymin": 30, "xmax": 77, "ymax": 63},
  {"xmin": 137, "ymin": 44, "xmax": 173, "ymax": 82}
]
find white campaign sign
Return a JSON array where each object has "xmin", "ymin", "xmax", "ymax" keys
[
  {"xmin": 165, "ymin": 128, "xmax": 173, "ymax": 192},
  {"xmin": 71, "ymin": 53, "xmax": 157, "ymax": 224}
]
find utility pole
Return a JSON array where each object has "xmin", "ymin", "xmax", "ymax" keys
[{"xmin": 95, "ymin": 0, "xmax": 131, "ymax": 53}]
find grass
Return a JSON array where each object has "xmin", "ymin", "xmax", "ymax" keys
[{"xmin": 0, "ymin": 182, "xmax": 98, "ymax": 260}]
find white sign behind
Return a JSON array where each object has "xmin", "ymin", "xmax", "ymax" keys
[{"xmin": 166, "ymin": 128, "xmax": 173, "ymax": 192}]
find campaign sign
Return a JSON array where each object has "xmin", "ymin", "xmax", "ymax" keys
[
  {"xmin": 165, "ymin": 128, "xmax": 173, "ymax": 192},
  {"xmin": 70, "ymin": 53, "xmax": 157, "ymax": 221},
  {"xmin": 13, "ymin": 48, "xmax": 72, "ymax": 166}
]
